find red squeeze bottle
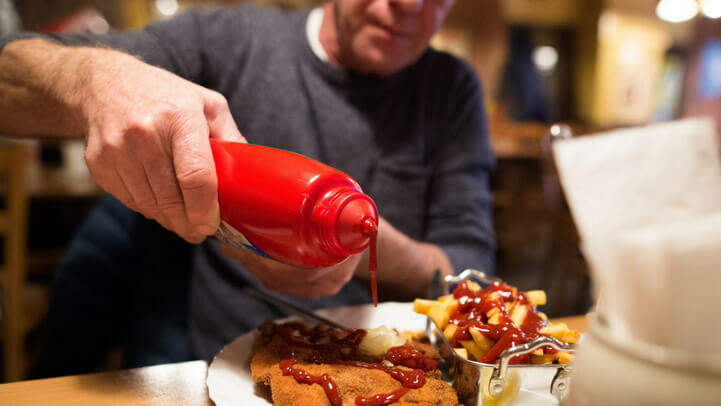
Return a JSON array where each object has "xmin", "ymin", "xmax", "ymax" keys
[{"xmin": 210, "ymin": 140, "xmax": 380, "ymax": 305}]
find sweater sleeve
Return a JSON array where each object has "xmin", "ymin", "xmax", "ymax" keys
[
  {"xmin": 424, "ymin": 58, "xmax": 497, "ymax": 274},
  {"xmin": 0, "ymin": 6, "xmax": 244, "ymax": 84}
]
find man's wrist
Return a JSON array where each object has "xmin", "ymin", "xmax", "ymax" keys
[
  {"xmin": 420, "ymin": 242, "xmax": 453, "ymax": 277},
  {"xmin": 54, "ymin": 46, "xmax": 115, "ymax": 136},
  {"xmin": 50, "ymin": 44, "xmax": 137, "ymax": 137}
]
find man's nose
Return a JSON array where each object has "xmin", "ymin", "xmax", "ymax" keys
[{"xmin": 389, "ymin": 0, "xmax": 423, "ymax": 13}]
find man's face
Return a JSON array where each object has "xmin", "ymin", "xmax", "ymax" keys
[{"xmin": 334, "ymin": 0, "xmax": 455, "ymax": 76}]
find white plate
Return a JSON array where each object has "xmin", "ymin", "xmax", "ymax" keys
[{"xmin": 206, "ymin": 302, "xmax": 558, "ymax": 406}]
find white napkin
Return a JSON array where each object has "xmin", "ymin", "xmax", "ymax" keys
[
  {"xmin": 617, "ymin": 216, "xmax": 721, "ymax": 353},
  {"xmin": 552, "ymin": 117, "xmax": 721, "ymax": 345}
]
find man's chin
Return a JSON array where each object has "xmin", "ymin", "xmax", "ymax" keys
[{"xmin": 352, "ymin": 48, "xmax": 410, "ymax": 77}]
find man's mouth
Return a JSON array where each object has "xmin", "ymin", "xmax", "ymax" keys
[{"xmin": 371, "ymin": 21, "xmax": 412, "ymax": 39}]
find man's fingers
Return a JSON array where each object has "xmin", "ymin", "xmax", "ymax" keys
[
  {"xmin": 111, "ymin": 168, "xmax": 139, "ymax": 212},
  {"xmin": 102, "ymin": 167, "xmax": 140, "ymax": 213},
  {"xmin": 203, "ymin": 91, "xmax": 246, "ymax": 143},
  {"xmin": 134, "ymin": 133, "xmax": 205, "ymax": 243},
  {"xmin": 219, "ymin": 243, "xmax": 354, "ymax": 298},
  {"xmin": 169, "ymin": 111, "xmax": 220, "ymax": 235},
  {"xmin": 114, "ymin": 165, "xmax": 197, "ymax": 242},
  {"xmin": 143, "ymin": 159, "xmax": 205, "ymax": 244},
  {"xmin": 85, "ymin": 134, "xmax": 139, "ymax": 211},
  {"xmin": 113, "ymin": 149, "xmax": 162, "ymax": 220}
]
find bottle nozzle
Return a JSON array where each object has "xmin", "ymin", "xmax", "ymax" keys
[
  {"xmin": 361, "ymin": 217, "xmax": 377, "ymax": 237},
  {"xmin": 336, "ymin": 196, "xmax": 378, "ymax": 254}
]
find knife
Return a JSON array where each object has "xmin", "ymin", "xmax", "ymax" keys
[{"xmin": 243, "ymin": 287, "xmax": 344, "ymax": 328}]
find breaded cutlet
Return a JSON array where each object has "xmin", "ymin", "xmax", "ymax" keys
[{"xmin": 251, "ymin": 330, "xmax": 459, "ymax": 406}]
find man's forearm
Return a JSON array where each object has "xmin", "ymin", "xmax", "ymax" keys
[
  {"xmin": 356, "ymin": 218, "xmax": 453, "ymax": 299},
  {"xmin": 1, "ymin": 36, "xmax": 244, "ymax": 243},
  {"xmin": 0, "ymin": 38, "xmax": 105, "ymax": 137}
]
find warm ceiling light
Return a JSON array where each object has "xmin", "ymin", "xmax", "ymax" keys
[
  {"xmin": 155, "ymin": 0, "xmax": 179, "ymax": 16},
  {"xmin": 533, "ymin": 46, "xmax": 559, "ymax": 73},
  {"xmin": 700, "ymin": 0, "xmax": 721, "ymax": 18},
  {"xmin": 656, "ymin": 0, "xmax": 699, "ymax": 23}
]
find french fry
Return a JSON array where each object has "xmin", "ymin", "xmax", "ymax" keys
[
  {"xmin": 401, "ymin": 331, "xmax": 423, "ymax": 341},
  {"xmin": 460, "ymin": 340, "xmax": 484, "ymax": 361},
  {"xmin": 441, "ymin": 295, "xmax": 459, "ymax": 314},
  {"xmin": 531, "ymin": 354, "xmax": 555, "ymax": 365},
  {"xmin": 481, "ymin": 367, "xmax": 521, "ymax": 406},
  {"xmin": 467, "ymin": 281, "xmax": 482, "ymax": 292},
  {"xmin": 540, "ymin": 322, "xmax": 569, "ymax": 341},
  {"xmin": 488, "ymin": 311, "xmax": 501, "ymax": 325},
  {"xmin": 526, "ymin": 290, "xmax": 547, "ymax": 307},
  {"xmin": 416, "ymin": 280, "xmax": 577, "ymax": 366},
  {"xmin": 413, "ymin": 299, "xmax": 439, "ymax": 315},
  {"xmin": 454, "ymin": 348, "xmax": 468, "ymax": 359},
  {"xmin": 469, "ymin": 327, "xmax": 495, "ymax": 353},
  {"xmin": 510, "ymin": 303, "xmax": 528, "ymax": 327},
  {"xmin": 557, "ymin": 351, "xmax": 575, "ymax": 364},
  {"xmin": 506, "ymin": 300, "xmax": 516, "ymax": 314},
  {"xmin": 562, "ymin": 329, "xmax": 580, "ymax": 343},
  {"xmin": 444, "ymin": 324, "xmax": 458, "ymax": 341},
  {"xmin": 428, "ymin": 304, "xmax": 450, "ymax": 329}
]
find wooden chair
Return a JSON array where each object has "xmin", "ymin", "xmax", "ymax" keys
[
  {"xmin": 539, "ymin": 125, "xmax": 592, "ymax": 316},
  {"xmin": 0, "ymin": 139, "xmax": 29, "ymax": 382}
]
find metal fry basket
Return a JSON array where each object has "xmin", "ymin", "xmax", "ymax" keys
[{"xmin": 425, "ymin": 269, "xmax": 577, "ymax": 406}]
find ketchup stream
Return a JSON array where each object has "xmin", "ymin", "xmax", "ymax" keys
[{"xmin": 362, "ymin": 218, "xmax": 379, "ymax": 307}]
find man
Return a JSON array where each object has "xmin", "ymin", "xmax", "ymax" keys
[{"xmin": 0, "ymin": 0, "xmax": 495, "ymax": 374}]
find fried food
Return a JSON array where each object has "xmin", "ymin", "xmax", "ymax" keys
[
  {"xmin": 251, "ymin": 322, "xmax": 458, "ymax": 406},
  {"xmin": 414, "ymin": 281, "xmax": 578, "ymax": 365}
]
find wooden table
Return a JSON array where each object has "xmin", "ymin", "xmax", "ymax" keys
[
  {"xmin": 0, "ymin": 361, "xmax": 212, "ymax": 405},
  {"xmin": 0, "ymin": 316, "xmax": 587, "ymax": 405}
]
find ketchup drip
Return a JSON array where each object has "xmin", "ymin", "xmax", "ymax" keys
[
  {"xmin": 356, "ymin": 388, "xmax": 410, "ymax": 406},
  {"xmin": 274, "ymin": 321, "xmax": 367, "ymax": 353},
  {"xmin": 329, "ymin": 360, "xmax": 425, "ymax": 388},
  {"xmin": 448, "ymin": 281, "xmax": 552, "ymax": 364},
  {"xmin": 363, "ymin": 218, "xmax": 379, "ymax": 307},
  {"xmin": 386, "ymin": 345, "xmax": 438, "ymax": 371},
  {"xmin": 280, "ymin": 357, "xmax": 425, "ymax": 406},
  {"xmin": 279, "ymin": 358, "xmax": 342, "ymax": 406}
]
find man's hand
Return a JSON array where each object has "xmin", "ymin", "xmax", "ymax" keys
[
  {"xmin": 220, "ymin": 217, "xmax": 453, "ymax": 300},
  {"xmin": 220, "ymin": 244, "xmax": 362, "ymax": 298},
  {"xmin": 0, "ymin": 39, "xmax": 245, "ymax": 243},
  {"xmin": 76, "ymin": 49, "xmax": 245, "ymax": 243}
]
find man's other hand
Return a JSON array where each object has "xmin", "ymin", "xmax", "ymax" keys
[
  {"xmin": 80, "ymin": 51, "xmax": 245, "ymax": 243},
  {"xmin": 220, "ymin": 244, "xmax": 362, "ymax": 298}
]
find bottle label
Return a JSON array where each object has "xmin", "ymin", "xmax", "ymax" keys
[{"xmin": 214, "ymin": 220, "xmax": 271, "ymax": 259}]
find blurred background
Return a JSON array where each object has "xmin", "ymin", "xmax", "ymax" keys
[{"xmin": 1, "ymin": 0, "xmax": 720, "ymax": 383}]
